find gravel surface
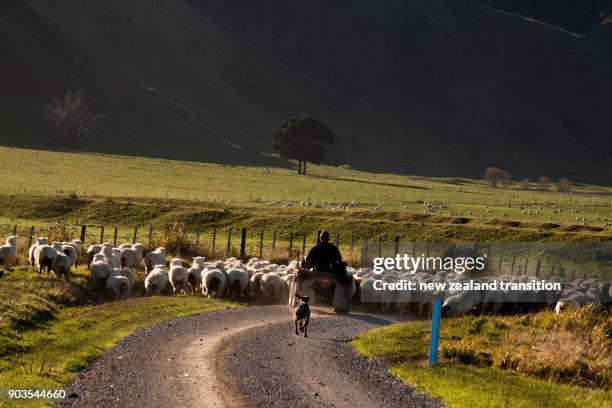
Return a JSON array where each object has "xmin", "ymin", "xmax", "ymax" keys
[{"xmin": 60, "ymin": 305, "xmax": 442, "ymax": 408}]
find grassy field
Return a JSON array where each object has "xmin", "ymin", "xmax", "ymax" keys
[
  {"xmin": 0, "ymin": 266, "xmax": 236, "ymax": 407},
  {"xmin": 1, "ymin": 147, "xmax": 612, "ymax": 264},
  {"xmin": 352, "ymin": 308, "xmax": 611, "ymax": 408}
]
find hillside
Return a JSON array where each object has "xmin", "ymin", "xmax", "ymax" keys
[
  {"xmin": 6, "ymin": 0, "xmax": 612, "ymax": 182},
  {"xmin": 0, "ymin": 0, "xmax": 262, "ymax": 164},
  {"xmin": 480, "ymin": 0, "xmax": 612, "ymax": 33}
]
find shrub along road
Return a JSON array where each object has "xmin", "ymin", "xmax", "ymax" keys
[{"xmin": 60, "ymin": 305, "xmax": 440, "ymax": 408}]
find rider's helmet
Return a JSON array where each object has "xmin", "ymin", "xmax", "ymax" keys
[{"xmin": 320, "ymin": 231, "xmax": 330, "ymax": 242}]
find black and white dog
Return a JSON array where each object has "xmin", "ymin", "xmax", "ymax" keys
[{"xmin": 293, "ymin": 294, "xmax": 311, "ymax": 338}]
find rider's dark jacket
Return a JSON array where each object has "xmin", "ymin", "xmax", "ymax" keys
[{"xmin": 306, "ymin": 241, "xmax": 342, "ymax": 272}]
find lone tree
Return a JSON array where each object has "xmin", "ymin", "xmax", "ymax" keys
[
  {"xmin": 484, "ymin": 167, "xmax": 511, "ymax": 188},
  {"xmin": 557, "ymin": 178, "xmax": 573, "ymax": 193},
  {"xmin": 42, "ymin": 91, "xmax": 105, "ymax": 148},
  {"xmin": 272, "ymin": 116, "xmax": 334, "ymax": 175},
  {"xmin": 538, "ymin": 176, "xmax": 551, "ymax": 191}
]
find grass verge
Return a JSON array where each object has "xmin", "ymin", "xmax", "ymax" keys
[
  {"xmin": 0, "ymin": 267, "xmax": 236, "ymax": 407},
  {"xmin": 352, "ymin": 308, "xmax": 610, "ymax": 407}
]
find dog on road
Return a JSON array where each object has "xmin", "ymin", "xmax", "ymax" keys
[{"xmin": 293, "ymin": 294, "xmax": 310, "ymax": 338}]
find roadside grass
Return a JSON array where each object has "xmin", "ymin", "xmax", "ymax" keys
[
  {"xmin": 352, "ymin": 308, "xmax": 611, "ymax": 407},
  {"xmin": 0, "ymin": 267, "xmax": 236, "ymax": 406}
]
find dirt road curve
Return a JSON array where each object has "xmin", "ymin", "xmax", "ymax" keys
[{"xmin": 61, "ymin": 305, "xmax": 441, "ymax": 408}]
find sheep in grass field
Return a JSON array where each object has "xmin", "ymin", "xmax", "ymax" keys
[
  {"xmin": 226, "ymin": 268, "xmax": 249, "ymax": 299},
  {"xmin": 106, "ymin": 269, "xmax": 131, "ymax": 300},
  {"xmin": 120, "ymin": 243, "xmax": 144, "ymax": 269},
  {"xmin": 145, "ymin": 265, "xmax": 169, "ymax": 295},
  {"xmin": 145, "ymin": 247, "xmax": 167, "ymax": 272},
  {"xmin": 202, "ymin": 268, "xmax": 228, "ymax": 298},
  {"xmin": 187, "ymin": 257, "xmax": 206, "ymax": 294},
  {"xmin": 29, "ymin": 237, "xmax": 48, "ymax": 266},
  {"xmin": 0, "ymin": 236, "xmax": 18, "ymax": 270},
  {"xmin": 169, "ymin": 258, "xmax": 189, "ymax": 295},
  {"xmin": 34, "ymin": 244, "xmax": 58, "ymax": 274},
  {"xmin": 90, "ymin": 254, "xmax": 113, "ymax": 283}
]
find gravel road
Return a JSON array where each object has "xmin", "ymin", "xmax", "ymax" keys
[{"xmin": 60, "ymin": 305, "xmax": 442, "ymax": 408}]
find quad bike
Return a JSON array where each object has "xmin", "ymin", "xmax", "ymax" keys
[{"xmin": 290, "ymin": 262, "xmax": 354, "ymax": 314}]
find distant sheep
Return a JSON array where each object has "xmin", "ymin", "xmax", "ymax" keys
[{"xmin": 0, "ymin": 235, "xmax": 18, "ymax": 269}]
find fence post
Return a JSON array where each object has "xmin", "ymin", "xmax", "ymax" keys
[
  {"xmin": 226, "ymin": 228, "xmax": 232, "ymax": 258},
  {"xmin": 272, "ymin": 231, "xmax": 277, "ymax": 252},
  {"xmin": 27, "ymin": 226, "xmax": 35, "ymax": 249},
  {"xmin": 288, "ymin": 233, "xmax": 293, "ymax": 258},
  {"xmin": 302, "ymin": 234, "xmax": 307, "ymax": 260},
  {"xmin": 336, "ymin": 233, "xmax": 340, "ymax": 248},
  {"xmin": 212, "ymin": 228, "xmax": 217, "ymax": 255},
  {"xmin": 195, "ymin": 228, "xmax": 200, "ymax": 245},
  {"xmin": 259, "ymin": 230, "xmax": 264, "ymax": 258},
  {"xmin": 80, "ymin": 225, "xmax": 86, "ymax": 245},
  {"xmin": 113, "ymin": 226, "xmax": 118, "ymax": 247},
  {"xmin": 535, "ymin": 259, "xmax": 541, "ymax": 278},
  {"xmin": 132, "ymin": 226, "xmax": 138, "ymax": 244},
  {"xmin": 498, "ymin": 251, "xmax": 504, "ymax": 273},
  {"xmin": 99, "ymin": 226, "xmax": 105, "ymax": 244},
  {"xmin": 378, "ymin": 239, "xmax": 382, "ymax": 257},
  {"xmin": 394, "ymin": 235, "xmax": 400, "ymax": 255},
  {"xmin": 510, "ymin": 254, "xmax": 516, "ymax": 275},
  {"xmin": 316, "ymin": 230, "xmax": 321, "ymax": 244},
  {"xmin": 350, "ymin": 235, "xmax": 355, "ymax": 254},
  {"xmin": 12, "ymin": 225, "xmax": 17, "ymax": 236},
  {"xmin": 240, "ymin": 228, "xmax": 247, "ymax": 260},
  {"xmin": 524, "ymin": 258, "xmax": 529, "ymax": 275},
  {"xmin": 429, "ymin": 296, "xmax": 443, "ymax": 366},
  {"xmin": 149, "ymin": 225, "xmax": 154, "ymax": 244},
  {"xmin": 363, "ymin": 237, "xmax": 368, "ymax": 263}
]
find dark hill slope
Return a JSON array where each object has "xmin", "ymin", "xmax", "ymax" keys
[
  {"xmin": 16, "ymin": 0, "xmax": 612, "ymax": 182},
  {"xmin": 0, "ymin": 0, "xmax": 252, "ymax": 163},
  {"xmin": 480, "ymin": 0, "xmax": 612, "ymax": 33}
]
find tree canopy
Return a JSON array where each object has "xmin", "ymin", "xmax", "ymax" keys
[{"xmin": 272, "ymin": 116, "xmax": 334, "ymax": 174}]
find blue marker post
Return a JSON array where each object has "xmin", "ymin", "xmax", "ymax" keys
[{"xmin": 428, "ymin": 296, "xmax": 443, "ymax": 366}]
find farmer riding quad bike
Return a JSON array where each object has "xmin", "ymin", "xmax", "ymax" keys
[{"xmin": 292, "ymin": 260, "xmax": 354, "ymax": 314}]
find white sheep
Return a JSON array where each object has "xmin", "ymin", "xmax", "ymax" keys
[
  {"xmin": 260, "ymin": 272, "xmax": 284, "ymax": 304},
  {"xmin": 145, "ymin": 265, "xmax": 169, "ymax": 295},
  {"xmin": 169, "ymin": 258, "xmax": 189, "ymax": 295},
  {"xmin": 120, "ymin": 244, "xmax": 144, "ymax": 269},
  {"xmin": 145, "ymin": 247, "xmax": 166, "ymax": 272},
  {"xmin": 29, "ymin": 237, "xmax": 48, "ymax": 266},
  {"xmin": 187, "ymin": 257, "xmax": 206, "ymax": 294},
  {"xmin": 106, "ymin": 269, "xmax": 131, "ymax": 300},
  {"xmin": 202, "ymin": 268, "xmax": 228, "ymax": 298},
  {"xmin": 226, "ymin": 268, "xmax": 250, "ymax": 299},
  {"xmin": 90, "ymin": 254, "xmax": 113, "ymax": 282},
  {"xmin": 119, "ymin": 266, "xmax": 136, "ymax": 287},
  {"xmin": 61, "ymin": 243, "xmax": 79, "ymax": 266},
  {"xmin": 34, "ymin": 244, "xmax": 58, "ymax": 273},
  {"xmin": 99, "ymin": 245, "xmax": 120, "ymax": 268},
  {"xmin": 0, "ymin": 235, "xmax": 18, "ymax": 269},
  {"xmin": 86, "ymin": 244, "xmax": 102, "ymax": 266},
  {"xmin": 51, "ymin": 251, "xmax": 72, "ymax": 280}
]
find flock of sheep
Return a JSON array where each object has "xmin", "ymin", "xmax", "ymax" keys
[
  {"xmin": 2, "ymin": 235, "xmax": 610, "ymax": 317},
  {"xmin": 350, "ymin": 269, "xmax": 610, "ymax": 317}
]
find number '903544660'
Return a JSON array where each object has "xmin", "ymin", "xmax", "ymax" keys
[{"xmin": 5, "ymin": 389, "xmax": 66, "ymax": 400}]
